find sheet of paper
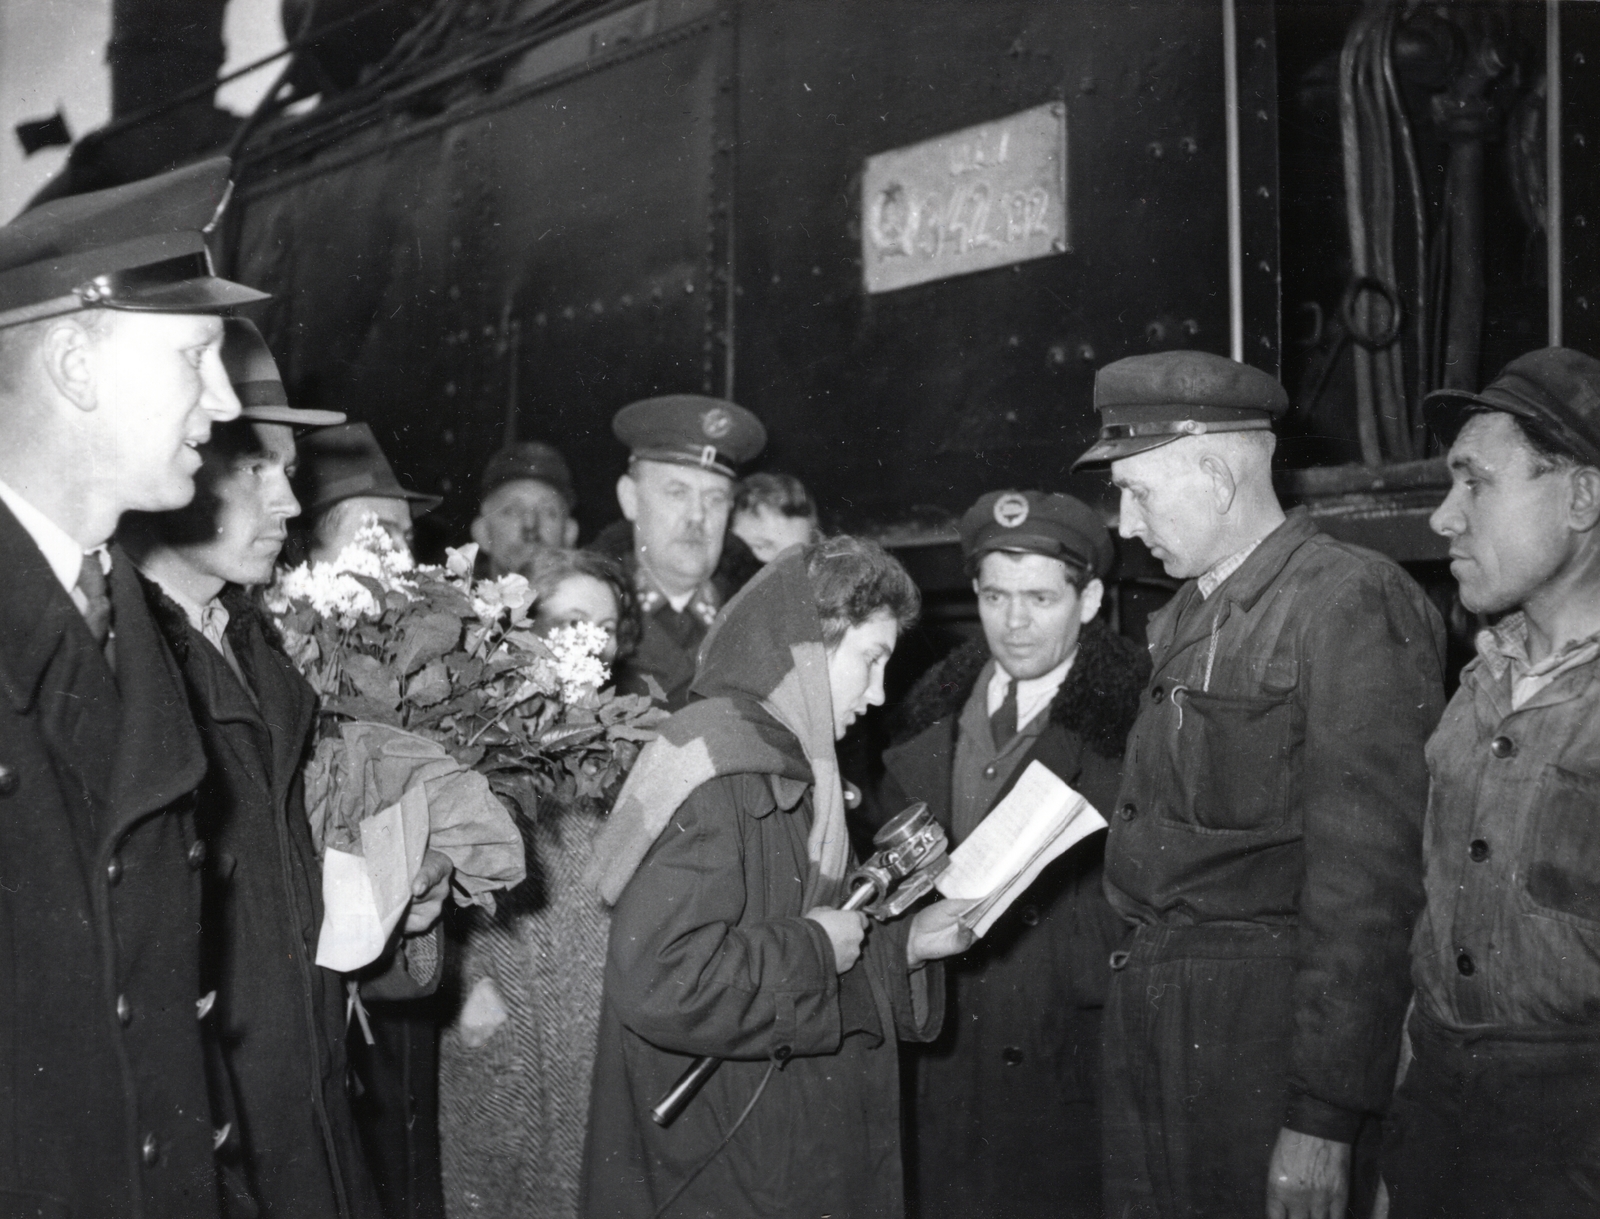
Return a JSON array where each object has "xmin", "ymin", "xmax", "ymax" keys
[{"xmin": 935, "ymin": 759, "xmax": 1108, "ymax": 937}]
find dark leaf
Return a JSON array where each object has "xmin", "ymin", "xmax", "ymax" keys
[{"xmin": 397, "ymin": 611, "xmax": 463, "ymax": 674}]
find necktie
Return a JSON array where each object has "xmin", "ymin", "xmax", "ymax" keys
[
  {"xmin": 990, "ymin": 677, "xmax": 1018, "ymax": 750},
  {"xmin": 77, "ymin": 551, "xmax": 112, "ymax": 650}
]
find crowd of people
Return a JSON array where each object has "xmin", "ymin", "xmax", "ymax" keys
[{"xmin": 2, "ymin": 156, "xmax": 1599, "ymax": 1219}]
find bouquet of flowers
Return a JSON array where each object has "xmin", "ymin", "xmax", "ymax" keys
[{"xmin": 268, "ymin": 520, "xmax": 664, "ymax": 969}]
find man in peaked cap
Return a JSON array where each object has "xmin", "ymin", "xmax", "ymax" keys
[
  {"xmin": 121, "ymin": 318, "xmax": 450, "ymax": 1219},
  {"xmin": 1075, "ymin": 350, "xmax": 1446, "ymax": 1219},
  {"xmin": 873, "ymin": 490, "xmax": 1144, "ymax": 1219},
  {"xmin": 470, "ymin": 440, "xmax": 580, "ymax": 577},
  {"xmin": 294, "ymin": 421, "xmax": 443, "ymax": 564},
  {"xmin": 1380, "ymin": 349, "xmax": 1600, "ymax": 1218},
  {"xmin": 0, "ymin": 158, "xmax": 266, "ymax": 1217},
  {"xmin": 590, "ymin": 393, "xmax": 767, "ymax": 710}
]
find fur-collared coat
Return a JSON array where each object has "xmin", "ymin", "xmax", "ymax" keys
[{"xmin": 875, "ymin": 619, "xmax": 1147, "ymax": 1219}]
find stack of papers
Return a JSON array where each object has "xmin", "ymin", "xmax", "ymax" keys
[{"xmin": 934, "ymin": 760, "xmax": 1108, "ymax": 937}]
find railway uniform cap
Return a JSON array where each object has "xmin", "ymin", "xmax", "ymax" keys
[
  {"xmin": 481, "ymin": 440, "xmax": 577, "ymax": 507},
  {"xmin": 613, "ymin": 394, "xmax": 767, "ymax": 478},
  {"xmin": 295, "ymin": 422, "xmax": 442, "ymax": 519},
  {"xmin": 1072, "ymin": 350, "xmax": 1289, "ymax": 470},
  {"xmin": 221, "ymin": 318, "xmax": 345, "ymax": 427},
  {"xmin": 1423, "ymin": 346, "xmax": 1600, "ymax": 468},
  {"xmin": 960, "ymin": 490, "xmax": 1113, "ymax": 578},
  {"xmin": 0, "ymin": 156, "xmax": 268, "ymax": 330}
]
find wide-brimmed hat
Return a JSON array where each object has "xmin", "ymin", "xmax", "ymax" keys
[
  {"xmin": 221, "ymin": 318, "xmax": 345, "ymax": 427},
  {"xmin": 294, "ymin": 422, "xmax": 442, "ymax": 518}
]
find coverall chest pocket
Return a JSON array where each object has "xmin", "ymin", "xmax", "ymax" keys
[
  {"xmin": 1522, "ymin": 765, "xmax": 1600, "ymax": 928},
  {"xmin": 1166, "ymin": 682, "xmax": 1296, "ymax": 833}
]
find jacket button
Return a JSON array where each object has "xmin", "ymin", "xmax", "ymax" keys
[
  {"xmin": 1469, "ymin": 839, "xmax": 1490, "ymax": 862},
  {"xmin": 0, "ymin": 764, "xmax": 17, "ymax": 797},
  {"xmin": 1490, "ymin": 735, "xmax": 1516, "ymax": 759},
  {"xmin": 1019, "ymin": 905, "xmax": 1040, "ymax": 927},
  {"xmin": 1109, "ymin": 950, "xmax": 1131, "ymax": 971},
  {"xmin": 1001, "ymin": 1046, "xmax": 1024, "ymax": 1066},
  {"xmin": 116, "ymin": 994, "xmax": 131, "ymax": 1027},
  {"xmin": 1457, "ymin": 951, "xmax": 1476, "ymax": 977},
  {"xmin": 106, "ymin": 855, "xmax": 122, "ymax": 886},
  {"xmin": 196, "ymin": 991, "xmax": 217, "ymax": 1020},
  {"xmin": 187, "ymin": 840, "xmax": 207, "ymax": 870},
  {"xmin": 141, "ymin": 1133, "xmax": 159, "ymax": 1167},
  {"xmin": 1119, "ymin": 803, "xmax": 1137, "ymax": 822},
  {"xmin": 982, "ymin": 765, "xmax": 997, "ymax": 779},
  {"xmin": 1151, "ymin": 685, "xmax": 1165, "ymax": 703}
]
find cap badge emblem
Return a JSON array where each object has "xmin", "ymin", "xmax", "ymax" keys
[
  {"xmin": 701, "ymin": 408, "xmax": 733, "ymax": 439},
  {"xmin": 993, "ymin": 493, "xmax": 1030, "ymax": 528}
]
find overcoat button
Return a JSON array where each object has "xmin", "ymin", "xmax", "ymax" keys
[
  {"xmin": 106, "ymin": 855, "xmax": 122, "ymax": 886},
  {"xmin": 1109, "ymin": 950, "xmax": 1131, "ymax": 971},
  {"xmin": 1469, "ymin": 839, "xmax": 1490, "ymax": 862},
  {"xmin": 1119, "ymin": 803, "xmax": 1137, "ymax": 822},
  {"xmin": 1001, "ymin": 1046, "xmax": 1024, "ymax": 1066},
  {"xmin": 1020, "ymin": 905, "xmax": 1040, "ymax": 927},
  {"xmin": 197, "ymin": 991, "xmax": 217, "ymax": 1020},
  {"xmin": 1490, "ymin": 736, "xmax": 1516, "ymax": 759},
  {"xmin": 983, "ymin": 766, "xmax": 997, "ymax": 779},
  {"xmin": 187, "ymin": 840, "xmax": 207, "ymax": 870},
  {"xmin": 116, "ymin": 994, "xmax": 131, "ymax": 1027},
  {"xmin": 141, "ymin": 1134, "xmax": 159, "ymax": 1166},
  {"xmin": 1151, "ymin": 686, "xmax": 1165, "ymax": 703},
  {"xmin": 0, "ymin": 764, "xmax": 17, "ymax": 797},
  {"xmin": 1457, "ymin": 951, "xmax": 1476, "ymax": 977}
]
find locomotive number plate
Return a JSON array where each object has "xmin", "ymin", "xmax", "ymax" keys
[{"xmin": 861, "ymin": 102, "xmax": 1068, "ymax": 295}]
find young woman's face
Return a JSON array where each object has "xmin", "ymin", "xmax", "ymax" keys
[
  {"xmin": 534, "ymin": 573, "xmax": 621, "ymax": 662},
  {"xmin": 825, "ymin": 608, "xmax": 899, "ymax": 739}
]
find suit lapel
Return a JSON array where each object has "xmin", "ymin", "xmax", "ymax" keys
[
  {"xmin": 0, "ymin": 501, "xmax": 121, "ymax": 811},
  {"xmin": 105, "ymin": 546, "xmax": 206, "ymax": 838}
]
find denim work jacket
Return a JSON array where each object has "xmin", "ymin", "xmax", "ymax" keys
[
  {"xmin": 1104, "ymin": 508, "xmax": 1447, "ymax": 1140},
  {"xmin": 1412, "ymin": 621, "xmax": 1600, "ymax": 1033}
]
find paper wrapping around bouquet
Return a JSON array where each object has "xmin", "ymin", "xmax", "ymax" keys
[
  {"xmin": 317, "ymin": 786, "xmax": 430, "ymax": 971},
  {"xmin": 310, "ymin": 721, "xmax": 528, "ymax": 972}
]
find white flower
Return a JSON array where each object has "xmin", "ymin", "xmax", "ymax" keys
[
  {"xmin": 543, "ymin": 621, "xmax": 612, "ymax": 702},
  {"xmin": 472, "ymin": 573, "xmax": 535, "ymax": 622}
]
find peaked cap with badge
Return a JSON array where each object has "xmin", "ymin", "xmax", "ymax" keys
[
  {"xmin": 221, "ymin": 318, "xmax": 345, "ymax": 427},
  {"xmin": 0, "ymin": 156, "xmax": 267, "ymax": 330},
  {"xmin": 1073, "ymin": 350, "xmax": 1289, "ymax": 469},
  {"xmin": 613, "ymin": 394, "xmax": 767, "ymax": 478},
  {"xmin": 481, "ymin": 440, "xmax": 577, "ymax": 507},
  {"xmin": 1423, "ymin": 345, "xmax": 1600, "ymax": 468},
  {"xmin": 960, "ymin": 490, "xmax": 1114, "ymax": 579}
]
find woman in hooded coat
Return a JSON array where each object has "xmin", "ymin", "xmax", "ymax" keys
[{"xmin": 580, "ymin": 537, "xmax": 974, "ymax": 1219}]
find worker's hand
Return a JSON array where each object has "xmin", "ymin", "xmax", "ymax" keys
[
  {"xmin": 805, "ymin": 907, "xmax": 868, "ymax": 973},
  {"xmin": 1265, "ymin": 1127, "xmax": 1351, "ymax": 1219},
  {"xmin": 906, "ymin": 898, "xmax": 979, "ymax": 966},
  {"xmin": 404, "ymin": 849, "xmax": 453, "ymax": 936}
]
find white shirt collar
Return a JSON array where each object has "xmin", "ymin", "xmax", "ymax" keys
[
  {"xmin": 0, "ymin": 473, "xmax": 107, "ymax": 599},
  {"xmin": 987, "ymin": 648, "xmax": 1078, "ymax": 733}
]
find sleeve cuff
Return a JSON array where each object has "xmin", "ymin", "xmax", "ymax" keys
[{"xmin": 1284, "ymin": 1092, "xmax": 1363, "ymax": 1144}]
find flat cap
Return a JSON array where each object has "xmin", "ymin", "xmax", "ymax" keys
[
  {"xmin": 960, "ymin": 490, "xmax": 1113, "ymax": 578},
  {"xmin": 295, "ymin": 422, "xmax": 441, "ymax": 519},
  {"xmin": 221, "ymin": 319, "xmax": 344, "ymax": 427},
  {"xmin": 1073, "ymin": 350, "xmax": 1288, "ymax": 469},
  {"xmin": 613, "ymin": 394, "xmax": 766, "ymax": 478},
  {"xmin": 481, "ymin": 440, "xmax": 576, "ymax": 507},
  {"xmin": 0, "ymin": 157, "xmax": 268, "ymax": 330},
  {"xmin": 1424, "ymin": 346, "xmax": 1600, "ymax": 468}
]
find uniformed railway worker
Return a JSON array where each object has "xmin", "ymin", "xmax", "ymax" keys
[
  {"xmin": 0, "ymin": 158, "xmax": 264, "ymax": 1218},
  {"xmin": 875, "ymin": 490, "xmax": 1143, "ymax": 1219},
  {"xmin": 1075, "ymin": 351, "xmax": 1446, "ymax": 1219},
  {"xmin": 591, "ymin": 393, "xmax": 766, "ymax": 710}
]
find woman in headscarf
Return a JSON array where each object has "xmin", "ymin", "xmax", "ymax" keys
[{"xmin": 580, "ymin": 536, "xmax": 974, "ymax": 1219}]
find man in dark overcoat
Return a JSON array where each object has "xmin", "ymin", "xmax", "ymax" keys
[
  {"xmin": 873, "ymin": 490, "xmax": 1143, "ymax": 1219},
  {"xmin": 120, "ymin": 320, "xmax": 451, "ymax": 1219},
  {"xmin": 0, "ymin": 160, "xmax": 265, "ymax": 1217},
  {"xmin": 1075, "ymin": 351, "xmax": 1447, "ymax": 1219},
  {"xmin": 589, "ymin": 395, "xmax": 766, "ymax": 709}
]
